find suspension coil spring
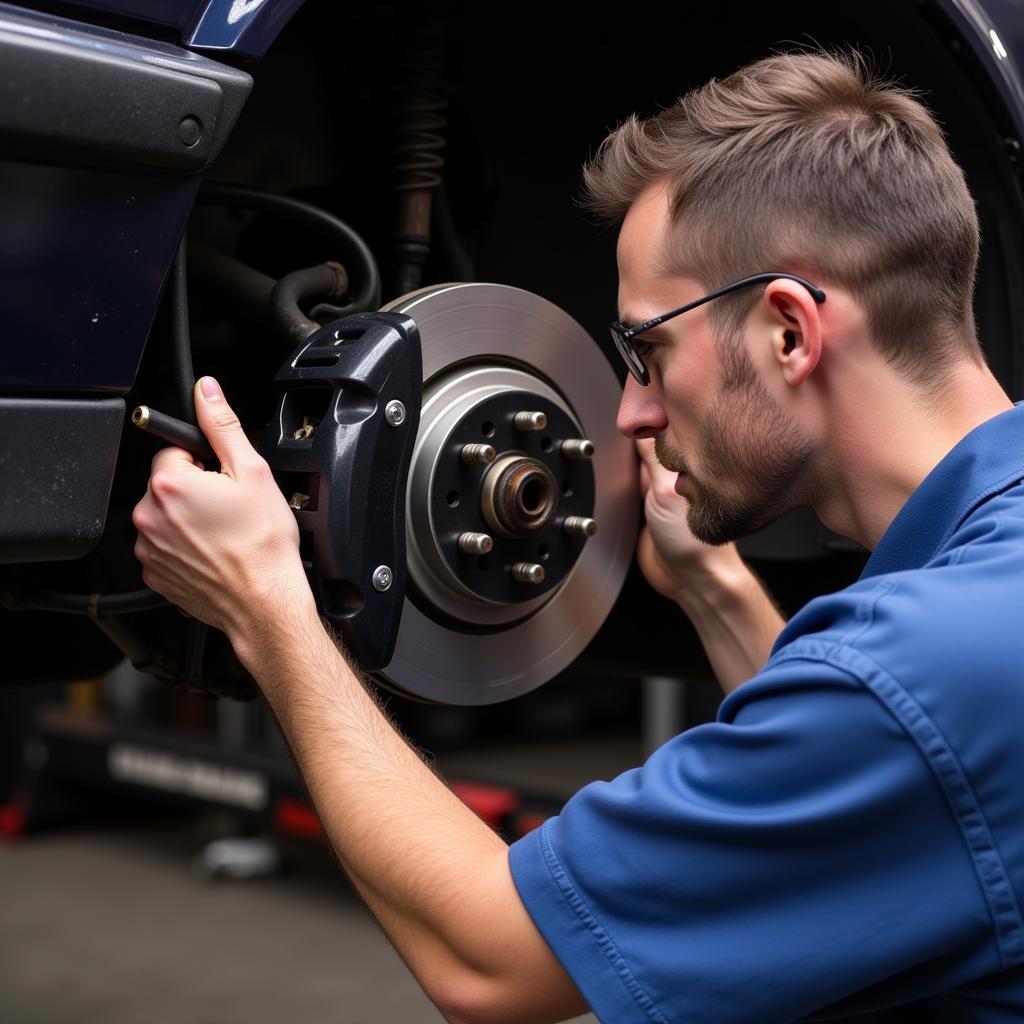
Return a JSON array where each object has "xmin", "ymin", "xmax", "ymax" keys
[
  {"xmin": 394, "ymin": 92, "xmax": 448, "ymax": 193},
  {"xmin": 392, "ymin": 27, "xmax": 448, "ymax": 297},
  {"xmin": 393, "ymin": 34, "xmax": 448, "ymax": 195}
]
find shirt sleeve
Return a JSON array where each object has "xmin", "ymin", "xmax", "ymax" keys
[{"xmin": 508, "ymin": 659, "xmax": 998, "ymax": 1024}]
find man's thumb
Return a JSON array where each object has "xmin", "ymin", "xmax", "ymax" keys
[{"xmin": 194, "ymin": 376, "xmax": 257, "ymax": 475}]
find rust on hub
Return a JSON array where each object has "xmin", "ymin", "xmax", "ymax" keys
[{"xmin": 481, "ymin": 454, "xmax": 558, "ymax": 538}]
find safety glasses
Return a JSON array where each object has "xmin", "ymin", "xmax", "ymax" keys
[{"xmin": 609, "ymin": 272, "xmax": 826, "ymax": 385}]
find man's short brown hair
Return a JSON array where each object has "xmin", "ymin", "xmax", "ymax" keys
[{"xmin": 582, "ymin": 51, "xmax": 983, "ymax": 382}]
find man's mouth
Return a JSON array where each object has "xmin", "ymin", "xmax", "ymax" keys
[
  {"xmin": 656, "ymin": 449, "xmax": 687, "ymax": 475},
  {"xmin": 653, "ymin": 434, "xmax": 688, "ymax": 475}
]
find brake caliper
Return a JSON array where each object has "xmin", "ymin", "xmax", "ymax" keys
[{"xmin": 262, "ymin": 312, "xmax": 421, "ymax": 672}]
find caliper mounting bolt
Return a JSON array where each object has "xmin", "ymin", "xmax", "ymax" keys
[
  {"xmin": 560, "ymin": 438, "xmax": 594, "ymax": 460},
  {"xmin": 384, "ymin": 400, "xmax": 407, "ymax": 427},
  {"xmin": 564, "ymin": 516, "xmax": 598, "ymax": 537},
  {"xmin": 372, "ymin": 565, "xmax": 394, "ymax": 592},
  {"xmin": 514, "ymin": 411, "xmax": 547, "ymax": 432},
  {"xmin": 461, "ymin": 443, "xmax": 497, "ymax": 466},
  {"xmin": 458, "ymin": 532, "xmax": 494, "ymax": 555},
  {"xmin": 511, "ymin": 562, "xmax": 545, "ymax": 584}
]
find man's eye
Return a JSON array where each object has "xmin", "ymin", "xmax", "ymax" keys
[{"xmin": 632, "ymin": 339, "xmax": 655, "ymax": 360}]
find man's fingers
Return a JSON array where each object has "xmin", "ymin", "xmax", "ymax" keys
[
  {"xmin": 150, "ymin": 446, "xmax": 202, "ymax": 475},
  {"xmin": 635, "ymin": 437, "xmax": 660, "ymax": 471},
  {"xmin": 639, "ymin": 460, "xmax": 652, "ymax": 498},
  {"xmin": 194, "ymin": 376, "xmax": 260, "ymax": 477},
  {"xmin": 635, "ymin": 436, "xmax": 679, "ymax": 496}
]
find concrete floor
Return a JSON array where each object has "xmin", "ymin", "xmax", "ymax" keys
[
  {"xmin": 1, "ymin": 820, "xmax": 429, "ymax": 1023},
  {"xmin": 0, "ymin": 815, "xmax": 599, "ymax": 1024},
  {"xmin": 0, "ymin": 725, "xmax": 646, "ymax": 1024}
]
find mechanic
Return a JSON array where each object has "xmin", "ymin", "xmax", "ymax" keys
[{"xmin": 133, "ymin": 50, "xmax": 1024, "ymax": 1023}]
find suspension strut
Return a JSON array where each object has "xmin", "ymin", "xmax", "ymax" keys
[{"xmin": 392, "ymin": 11, "xmax": 448, "ymax": 297}]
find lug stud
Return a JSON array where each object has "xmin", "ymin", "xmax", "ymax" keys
[
  {"xmin": 458, "ymin": 532, "xmax": 494, "ymax": 555},
  {"xmin": 288, "ymin": 492, "xmax": 311, "ymax": 511},
  {"xmin": 511, "ymin": 562, "xmax": 545, "ymax": 584},
  {"xmin": 561, "ymin": 438, "xmax": 594, "ymax": 460},
  {"xmin": 461, "ymin": 443, "xmax": 497, "ymax": 466},
  {"xmin": 514, "ymin": 411, "xmax": 547, "ymax": 432},
  {"xmin": 564, "ymin": 516, "xmax": 597, "ymax": 537}
]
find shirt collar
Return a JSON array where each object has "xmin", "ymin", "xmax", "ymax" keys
[{"xmin": 860, "ymin": 402, "xmax": 1024, "ymax": 580}]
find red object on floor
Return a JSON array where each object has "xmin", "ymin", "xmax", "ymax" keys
[
  {"xmin": 511, "ymin": 811, "xmax": 551, "ymax": 838},
  {"xmin": 0, "ymin": 798, "xmax": 27, "ymax": 840},
  {"xmin": 450, "ymin": 781, "xmax": 520, "ymax": 830},
  {"xmin": 273, "ymin": 798, "xmax": 326, "ymax": 840},
  {"xmin": 274, "ymin": 783, "xmax": 526, "ymax": 842}
]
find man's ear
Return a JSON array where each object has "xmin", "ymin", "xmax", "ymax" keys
[{"xmin": 764, "ymin": 278, "xmax": 823, "ymax": 387}]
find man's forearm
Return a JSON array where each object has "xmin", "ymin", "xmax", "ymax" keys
[
  {"xmin": 240, "ymin": 605, "xmax": 503, "ymax": 978},
  {"xmin": 674, "ymin": 556, "xmax": 786, "ymax": 694},
  {"xmin": 231, "ymin": 602, "xmax": 586, "ymax": 1023},
  {"xmin": 131, "ymin": 381, "xmax": 585, "ymax": 1023}
]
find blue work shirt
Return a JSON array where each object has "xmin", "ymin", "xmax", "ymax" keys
[{"xmin": 509, "ymin": 403, "xmax": 1024, "ymax": 1023}]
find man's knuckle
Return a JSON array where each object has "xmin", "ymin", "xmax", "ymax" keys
[
  {"xmin": 150, "ymin": 471, "xmax": 177, "ymax": 500},
  {"xmin": 250, "ymin": 457, "xmax": 273, "ymax": 482},
  {"xmin": 211, "ymin": 410, "xmax": 241, "ymax": 432}
]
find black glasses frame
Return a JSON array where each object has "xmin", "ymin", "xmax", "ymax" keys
[{"xmin": 609, "ymin": 272, "xmax": 826, "ymax": 386}]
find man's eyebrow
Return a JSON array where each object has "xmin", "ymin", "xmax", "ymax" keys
[
  {"xmin": 616, "ymin": 309, "xmax": 647, "ymax": 330},
  {"xmin": 616, "ymin": 310, "xmax": 670, "ymax": 336}
]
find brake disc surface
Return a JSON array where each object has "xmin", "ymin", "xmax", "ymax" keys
[{"xmin": 379, "ymin": 282, "xmax": 638, "ymax": 704}]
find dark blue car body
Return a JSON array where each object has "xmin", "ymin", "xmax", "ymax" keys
[{"xmin": 3, "ymin": 0, "xmax": 1024, "ymax": 669}]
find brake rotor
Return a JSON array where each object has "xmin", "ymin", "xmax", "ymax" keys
[{"xmin": 378, "ymin": 282, "xmax": 638, "ymax": 704}]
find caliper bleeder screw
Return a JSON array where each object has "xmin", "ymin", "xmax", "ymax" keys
[
  {"xmin": 458, "ymin": 532, "xmax": 494, "ymax": 555},
  {"xmin": 564, "ymin": 516, "xmax": 598, "ymax": 537},
  {"xmin": 511, "ymin": 562, "xmax": 545, "ymax": 584},
  {"xmin": 372, "ymin": 565, "xmax": 394, "ymax": 592},
  {"xmin": 514, "ymin": 411, "xmax": 547, "ymax": 432},
  {"xmin": 461, "ymin": 444, "xmax": 496, "ymax": 466},
  {"xmin": 561, "ymin": 439, "xmax": 595, "ymax": 460},
  {"xmin": 384, "ymin": 400, "xmax": 406, "ymax": 427}
]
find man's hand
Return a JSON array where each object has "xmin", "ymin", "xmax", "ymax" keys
[
  {"xmin": 635, "ymin": 437, "xmax": 744, "ymax": 601},
  {"xmin": 133, "ymin": 377, "xmax": 587, "ymax": 1024},
  {"xmin": 634, "ymin": 438, "xmax": 786, "ymax": 693},
  {"xmin": 132, "ymin": 376, "xmax": 315, "ymax": 654}
]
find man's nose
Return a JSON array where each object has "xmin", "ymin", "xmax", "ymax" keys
[{"xmin": 616, "ymin": 374, "xmax": 668, "ymax": 439}]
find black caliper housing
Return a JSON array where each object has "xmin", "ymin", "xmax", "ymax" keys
[{"xmin": 262, "ymin": 312, "xmax": 421, "ymax": 672}]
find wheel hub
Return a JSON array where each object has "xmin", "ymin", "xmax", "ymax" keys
[{"xmin": 379, "ymin": 282, "xmax": 638, "ymax": 704}]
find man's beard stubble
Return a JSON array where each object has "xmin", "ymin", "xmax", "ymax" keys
[{"xmin": 654, "ymin": 341, "xmax": 814, "ymax": 546}]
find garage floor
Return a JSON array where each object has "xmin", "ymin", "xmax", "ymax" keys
[{"xmin": 0, "ymin": 735, "xmax": 638, "ymax": 1023}]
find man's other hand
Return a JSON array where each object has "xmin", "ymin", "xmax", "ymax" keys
[
  {"xmin": 635, "ymin": 438, "xmax": 785, "ymax": 692},
  {"xmin": 132, "ymin": 376, "xmax": 315, "ymax": 654},
  {"xmin": 635, "ymin": 437, "xmax": 743, "ymax": 603}
]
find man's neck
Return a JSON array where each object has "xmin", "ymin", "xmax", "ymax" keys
[{"xmin": 812, "ymin": 360, "xmax": 1013, "ymax": 550}]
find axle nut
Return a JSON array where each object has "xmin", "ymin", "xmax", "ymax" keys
[{"xmin": 481, "ymin": 455, "xmax": 558, "ymax": 538}]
